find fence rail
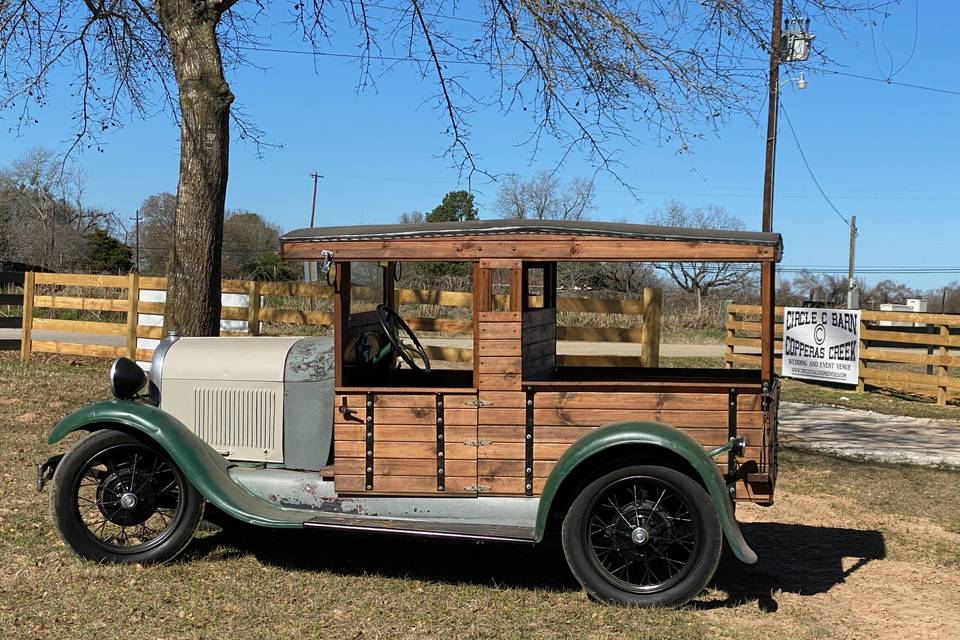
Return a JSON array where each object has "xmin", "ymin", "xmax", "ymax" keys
[
  {"xmin": 9, "ymin": 271, "xmax": 661, "ymax": 369},
  {"xmin": 0, "ymin": 271, "xmax": 25, "ymax": 351},
  {"xmin": 725, "ymin": 303, "xmax": 960, "ymax": 405}
]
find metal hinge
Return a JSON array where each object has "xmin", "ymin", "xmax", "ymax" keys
[
  {"xmin": 463, "ymin": 484, "xmax": 491, "ymax": 493},
  {"xmin": 464, "ymin": 439, "xmax": 493, "ymax": 447},
  {"xmin": 463, "ymin": 399, "xmax": 493, "ymax": 407}
]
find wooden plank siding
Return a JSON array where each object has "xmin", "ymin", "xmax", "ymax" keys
[
  {"xmin": 472, "ymin": 389, "xmax": 771, "ymax": 501},
  {"xmin": 333, "ymin": 392, "xmax": 478, "ymax": 495}
]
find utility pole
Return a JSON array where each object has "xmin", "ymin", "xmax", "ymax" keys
[
  {"xmin": 847, "ymin": 215, "xmax": 859, "ymax": 309},
  {"xmin": 309, "ymin": 172, "xmax": 323, "ymax": 227},
  {"xmin": 134, "ymin": 209, "xmax": 141, "ymax": 273},
  {"xmin": 760, "ymin": 0, "xmax": 783, "ymax": 233},
  {"xmin": 305, "ymin": 172, "xmax": 323, "ymax": 283}
]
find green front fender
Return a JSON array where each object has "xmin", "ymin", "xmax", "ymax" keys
[
  {"xmin": 533, "ymin": 421, "xmax": 757, "ymax": 564},
  {"xmin": 49, "ymin": 400, "xmax": 311, "ymax": 528}
]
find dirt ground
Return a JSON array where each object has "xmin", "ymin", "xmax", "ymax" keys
[{"xmin": 1, "ymin": 354, "xmax": 958, "ymax": 639}]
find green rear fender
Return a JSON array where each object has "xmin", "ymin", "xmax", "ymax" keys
[
  {"xmin": 534, "ymin": 420, "xmax": 757, "ymax": 564},
  {"xmin": 48, "ymin": 400, "xmax": 310, "ymax": 528}
]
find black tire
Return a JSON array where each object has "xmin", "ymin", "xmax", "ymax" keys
[
  {"xmin": 49, "ymin": 429, "xmax": 204, "ymax": 564},
  {"xmin": 561, "ymin": 465, "xmax": 722, "ymax": 607}
]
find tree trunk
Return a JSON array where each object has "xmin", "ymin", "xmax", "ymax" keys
[{"xmin": 158, "ymin": 1, "xmax": 233, "ymax": 336}]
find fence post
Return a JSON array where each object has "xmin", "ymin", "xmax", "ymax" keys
[
  {"xmin": 640, "ymin": 287, "xmax": 661, "ymax": 367},
  {"xmin": 247, "ymin": 280, "xmax": 261, "ymax": 336},
  {"xmin": 20, "ymin": 271, "xmax": 35, "ymax": 363},
  {"xmin": 937, "ymin": 324, "xmax": 948, "ymax": 406},
  {"xmin": 856, "ymin": 317, "xmax": 866, "ymax": 393},
  {"xmin": 724, "ymin": 307, "xmax": 736, "ymax": 369},
  {"xmin": 126, "ymin": 272, "xmax": 140, "ymax": 359}
]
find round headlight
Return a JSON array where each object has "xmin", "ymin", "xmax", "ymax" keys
[{"xmin": 109, "ymin": 357, "xmax": 147, "ymax": 400}]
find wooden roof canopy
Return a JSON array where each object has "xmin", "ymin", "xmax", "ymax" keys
[{"xmin": 280, "ymin": 219, "xmax": 782, "ymax": 262}]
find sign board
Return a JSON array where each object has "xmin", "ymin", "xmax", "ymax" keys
[{"xmin": 781, "ymin": 307, "xmax": 860, "ymax": 385}]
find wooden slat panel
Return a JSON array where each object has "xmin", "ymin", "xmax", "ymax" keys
[
  {"xmin": 479, "ymin": 425, "xmax": 762, "ymax": 447},
  {"xmin": 31, "ymin": 340, "xmax": 126, "ymax": 358},
  {"xmin": 336, "ymin": 424, "xmax": 477, "ymax": 442},
  {"xmin": 34, "ymin": 273, "xmax": 128, "ymax": 287},
  {"xmin": 403, "ymin": 317, "xmax": 472, "ymax": 334},
  {"xmin": 336, "ymin": 475, "xmax": 477, "ymax": 494},
  {"xmin": 477, "ymin": 340, "xmax": 521, "ymax": 356},
  {"xmin": 479, "ymin": 460, "xmax": 555, "ymax": 478},
  {"xmin": 137, "ymin": 325, "xmax": 163, "ymax": 339},
  {"xmin": 477, "ymin": 372, "xmax": 521, "ymax": 390},
  {"xmin": 530, "ymin": 407, "xmax": 763, "ymax": 428},
  {"xmin": 32, "ymin": 295, "xmax": 127, "ymax": 312},
  {"xmin": 861, "ymin": 328, "xmax": 960, "ymax": 348},
  {"xmin": 219, "ymin": 306, "xmax": 248, "ymax": 321},
  {"xmin": 334, "ymin": 406, "xmax": 476, "ymax": 425},
  {"xmin": 480, "ymin": 477, "xmax": 548, "ymax": 495},
  {"xmin": 138, "ymin": 300, "xmax": 165, "ymax": 314},
  {"xmin": 395, "ymin": 288, "xmax": 472, "ymax": 307},
  {"xmin": 860, "ymin": 367, "xmax": 960, "ymax": 391},
  {"xmin": 535, "ymin": 391, "xmax": 760, "ymax": 411},
  {"xmin": 337, "ymin": 458, "xmax": 475, "ymax": 476},
  {"xmin": 478, "ymin": 323, "xmax": 520, "ymax": 339},
  {"xmin": 335, "ymin": 440, "xmax": 476, "ymax": 459},
  {"xmin": 33, "ymin": 318, "xmax": 127, "ymax": 336},
  {"xmin": 860, "ymin": 347, "xmax": 960, "ymax": 368},
  {"xmin": 477, "ymin": 356, "xmax": 522, "ymax": 374},
  {"xmin": 557, "ymin": 355, "xmax": 646, "ymax": 368},
  {"xmin": 138, "ymin": 276, "xmax": 168, "ymax": 290},
  {"xmin": 258, "ymin": 307, "xmax": 333, "ymax": 325},
  {"xmin": 477, "ymin": 311, "xmax": 521, "ymax": 322},
  {"xmin": 283, "ymin": 237, "xmax": 777, "ymax": 262},
  {"xmin": 478, "ymin": 391, "xmax": 527, "ymax": 407}
]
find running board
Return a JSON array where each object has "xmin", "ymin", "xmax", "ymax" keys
[{"xmin": 303, "ymin": 513, "xmax": 535, "ymax": 543}]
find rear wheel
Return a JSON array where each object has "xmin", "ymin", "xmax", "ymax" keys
[
  {"xmin": 49, "ymin": 429, "xmax": 204, "ymax": 564},
  {"xmin": 561, "ymin": 465, "xmax": 722, "ymax": 607}
]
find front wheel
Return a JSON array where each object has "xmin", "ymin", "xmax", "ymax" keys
[
  {"xmin": 49, "ymin": 429, "xmax": 204, "ymax": 564},
  {"xmin": 561, "ymin": 465, "xmax": 722, "ymax": 607}
]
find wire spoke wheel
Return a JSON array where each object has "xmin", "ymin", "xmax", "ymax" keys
[
  {"xmin": 50, "ymin": 430, "xmax": 204, "ymax": 564},
  {"xmin": 584, "ymin": 476, "xmax": 700, "ymax": 594},
  {"xmin": 75, "ymin": 444, "xmax": 184, "ymax": 552},
  {"xmin": 562, "ymin": 464, "xmax": 722, "ymax": 607}
]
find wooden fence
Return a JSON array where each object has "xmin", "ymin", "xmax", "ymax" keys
[
  {"xmin": 0, "ymin": 271, "xmax": 25, "ymax": 352},
  {"xmin": 725, "ymin": 303, "xmax": 960, "ymax": 405},
  {"xmin": 12, "ymin": 272, "xmax": 661, "ymax": 368}
]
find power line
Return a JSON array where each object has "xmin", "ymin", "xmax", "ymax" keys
[{"xmin": 778, "ymin": 102, "xmax": 850, "ymax": 227}]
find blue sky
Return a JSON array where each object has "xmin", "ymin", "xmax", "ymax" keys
[{"xmin": 2, "ymin": 2, "xmax": 957, "ymax": 289}]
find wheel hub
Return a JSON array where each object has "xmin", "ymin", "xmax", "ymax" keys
[
  {"xmin": 96, "ymin": 470, "xmax": 159, "ymax": 527},
  {"xmin": 630, "ymin": 527, "xmax": 650, "ymax": 545}
]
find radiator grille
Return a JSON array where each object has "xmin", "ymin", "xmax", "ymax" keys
[{"xmin": 194, "ymin": 386, "xmax": 278, "ymax": 455}]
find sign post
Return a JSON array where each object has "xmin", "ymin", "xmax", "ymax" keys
[{"xmin": 781, "ymin": 307, "xmax": 860, "ymax": 385}]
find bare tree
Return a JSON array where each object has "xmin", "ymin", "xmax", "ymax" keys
[
  {"xmin": 1, "ymin": 1, "xmax": 881, "ymax": 334},
  {"xmin": 0, "ymin": 149, "xmax": 102, "ymax": 270},
  {"xmin": 399, "ymin": 210, "xmax": 426, "ymax": 225},
  {"xmin": 138, "ymin": 193, "xmax": 177, "ymax": 276},
  {"xmin": 647, "ymin": 201, "xmax": 756, "ymax": 316},
  {"xmin": 496, "ymin": 172, "xmax": 595, "ymax": 221}
]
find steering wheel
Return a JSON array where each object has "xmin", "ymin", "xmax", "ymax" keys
[{"xmin": 376, "ymin": 304, "xmax": 431, "ymax": 373}]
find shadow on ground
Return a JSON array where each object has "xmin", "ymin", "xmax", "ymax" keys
[
  {"xmin": 696, "ymin": 522, "xmax": 887, "ymax": 612},
  {"xmin": 186, "ymin": 518, "xmax": 885, "ymax": 608}
]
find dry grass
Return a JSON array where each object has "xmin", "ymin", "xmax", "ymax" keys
[{"xmin": 2, "ymin": 353, "xmax": 959, "ymax": 639}]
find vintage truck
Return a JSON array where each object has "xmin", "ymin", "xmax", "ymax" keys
[{"xmin": 40, "ymin": 219, "xmax": 781, "ymax": 607}]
